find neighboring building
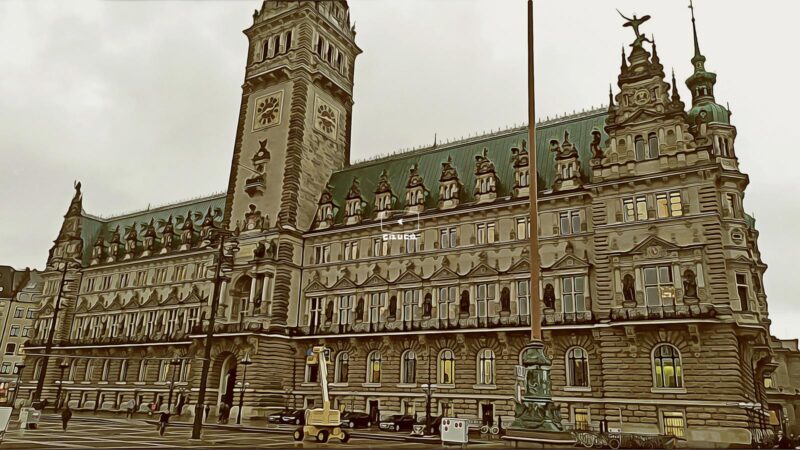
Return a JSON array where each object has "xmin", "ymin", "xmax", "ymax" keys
[
  {"xmin": 19, "ymin": 1, "xmax": 799, "ymax": 447},
  {"xmin": 766, "ymin": 338, "xmax": 800, "ymax": 436},
  {"xmin": 0, "ymin": 267, "xmax": 41, "ymax": 403}
]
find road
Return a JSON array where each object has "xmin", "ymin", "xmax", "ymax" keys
[{"xmin": 0, "ymin": 416, "xmax": 507, "ymax": 449}]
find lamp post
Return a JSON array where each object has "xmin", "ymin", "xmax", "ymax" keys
[
  {"xmin": 56, "ymin": 360, "xmax": 69, "ymax": 411},
  {"xmin": 10, "ymin": 363, "xmax": 25, "ymax": 408},
  {"xmin": 167, "ymin": 358, "xmax": 181, "ymax": 413},
  {"xmin": 33, "ymin": 257, "xmax": 79, "ymax": 403},
  {"xmin": 236, "ymin": 352, "xmax": 252, "ymax": 425},
  {"xmin": 191, "ymin": 230, "xmax": 239, "ymax": 439},
  {"xmin": 421, "ymin": 383, "xmax": 437, "ymax": 435}
]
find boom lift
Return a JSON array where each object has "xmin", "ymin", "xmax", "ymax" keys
[{"xmin": 292, "ymin": 346, "xmax": 351, "ymax": 443}]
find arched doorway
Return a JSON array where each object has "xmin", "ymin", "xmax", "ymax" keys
[{"xmin": 217, "ymin": 354, "xmax": 237, "ymax": 407}]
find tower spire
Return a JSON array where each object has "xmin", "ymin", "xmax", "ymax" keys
[{"xmin": 689, "ymin": 0, "xmax": 704, "ymax": 68}]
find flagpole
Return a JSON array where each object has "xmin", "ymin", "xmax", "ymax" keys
[{"xmin": 527, "ymin": 0, "xmax": 541, "ymax": 342}]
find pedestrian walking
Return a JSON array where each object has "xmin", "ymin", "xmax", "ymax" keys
[
  {"xmin": 61, "ymin": 405, "xmax": 73, "ymax": 431},
  {"xmin": 126, "ymin": 399, "xmax": 135, "ymax": 419},
  {"xmin": 175, "ymin": 395, "xmax": 185, "ymax": 416},
  {"xmin": 204, "ymin": 403, "xmax": 210, "ymax": 422},
  {"xmin": 158, "ymin": 411, "xmax": 171, "ymax": 436}
]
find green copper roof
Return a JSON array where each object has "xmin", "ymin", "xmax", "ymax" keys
[
  {"xmin": 78, "ymin": 193, "xmax": 226, "ymax": 264},
  {"xmin": 688, "ymin": 101, "xmax": 730, "ymax": 125},
  {"xmin": 745, "ymin": 213, "xmax": 756, "ymax": 230},
  {"xmin": 327, "ymin": 110, "xmax": 608, "ymax": 222}
]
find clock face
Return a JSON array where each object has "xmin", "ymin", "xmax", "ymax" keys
[
  {"xmin": 314, "ymin": 96, "xmax": 339, "ymax": 138},
  {"xmin": 633, "ymin": 89, "xmax": 651, "ymax": 105},
  {"xmin": 252, "ymin": 91, "xmax": 283, "ymax": 131}
]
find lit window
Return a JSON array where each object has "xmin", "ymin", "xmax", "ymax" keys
[
  {"xmin": 477, "ymin": 349, "xmax": 495, "ymax": 385},
  {"xmin": 656, "ymin": 192, "xmax": 683, "ymax": 218},
  {"xmin": 401, "ymin": 350, "xmax": 416, "ymax": 384},
  {"xmin": 653, "ymin": 344, "xmax": 683, "ymax": 388},
  {"xmin": 643, "ymin": 265, "xmax": 674, "ymax": 306},
  {"xmin": 566, "ymin": 347, "xmax": 589, "ymax": 387},
  {"xmin": 438, "ymin": 349, "xmax": 456, "ymax": 385},
  {"xmin": 763, "ymin": 375, "xmax": 775, "ymax": 389},
  {"xmin": 367, "ymin": 351, "xmax": 382, "ymax": 384},
  {"xmin": 662, "ymin": 411, "xmax": 685, "ymax": 437},
  {"xmin": 574, "ymin": 407, "xmax": 590, "ymax": 430}
]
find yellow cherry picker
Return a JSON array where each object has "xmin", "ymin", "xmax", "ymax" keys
[{"xmin": 292, "ymin": 346, "xmax": 351, "ymax": 443}]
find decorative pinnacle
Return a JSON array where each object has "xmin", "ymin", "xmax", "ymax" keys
[
  {"xmin": 620, "ymin": 46, "xmax": 628, "ymax": 70},
  {"xmin": 608, "ymin": 84, "xmax": 615, "ymax": 106},
  {"xmin": 689, "ymin": 0, "xmax": 705, "ymax": 66}
]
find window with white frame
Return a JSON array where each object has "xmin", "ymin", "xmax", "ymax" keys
[
  {"xmin": 439, "ymin": 227, "xmax": 457, "ymax": 249},
  {"xmin": 338, "ymin": 295, "xmax": 354, "ymax": 325},
  {"xmin": 85, "ymin": 359, "xmax": 95, "ymax": 381},
  {"xmin": 643, "ymin": 265, "xmax": 674, "ymax": 306},
  {"xmin": 476, "ymin": 222, "xmax": 496, "ymax": 245},
  {"xmin": 562, "ymin": 276, "xmax": 586, "ymax": 313},
  {"xmin": 101, "ymin": 360, "xmax": 110, "ymax": 381},
  {"xmin": 401, "ymin": 350, "xmax": 417, "ymax": 384},
  {"xmin": 173, "ymin": 265, "xmax": 187, "ymax": 281},
  {"xmin": 656, "ymin": 191, "xmax": 683, "ymax": 218},
  {"xmin": 661, "ymin": 411, "xmax": 686, "ymax": 437},
  {"xmin": 652, "ymin": 344, "xmax": 683, "ymax": 388},
  {"xmin": 404, "ymin": 233, "xmax": 421, "ymax": 254},
  {"xmin": 119, "ymin": 272, "xmax": 130, "ymax": 288},
  {"xmin": 736, "ymin": 273, "xmax": 749, "ymax": 311},
  {"xmin": 119, "ymin": 360, "xmax": 128, "ymax": 382},
  {"xmin": 477, "ymin": 348, "xmax": 495, "ymax": 385},
  {"xmin": 516, "ymin": 280, "xmax": 530, "ymax": 317},
  {"xmin": 475, "ymin": 283, "xmax": 494, "ymax": 318},
  {"xmin": 313, "ymin": 245, "xmax": 331, "ymax": 264},
  {"xmin": 366, "ymin": 351, "xmax": 382, "ymax": 384},
  {"xmin": 438, "ymin": 286, "xmax": 457, "ymax": 320},
  {"xmin": 623, "ymin": 196, "xmax": 648, "ymax": 222},
  {"xmin": 335, "ymin": 351, "xmax": 349, "ymax": 383},
  {"xmin": 369, "ymin": 293, "xmax": 385, "ymax": 324},
  {"xmin": 309, "ymin": 297, "xmax": 323, "ymax": 327},
  {"xmin": 402, "ymin": 290, "xmax": 419, "ymax": 322},
  {"xmin": 438, "ymin": 349, "xmax": 455, "ymax": 385},
  {"xmin": 573, "ymin": 407, "xmax": 590, "ymax": 430},
  {"xmin": 566, "ymin": 347, "xmax": 589, "ymax": 387},
  {"xmin": 138, "ymin": 360, "xmax": 148, "ymax": 382},
  {"xmin": 559, "ymin": 210, "xmax": 582, "ymax": 235},
  {"xmin": 516, "ymin": 217, "xmax": 531, "ymax": 240},
  {"xmin": 152, "ymin": 268, "xmax": 169, "ymax": 284},
  {"xmin": 343, "ymin": 241, "xmax": 359, "ymax": 261}
]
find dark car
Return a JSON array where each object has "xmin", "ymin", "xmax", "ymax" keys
[
  {"xmin": 378, "ymin": 414, "xmax": 415, "ymax": 432},
  {"xmin": 268, "ymin": 408, "xmax": 294, "ymax": 424},
  {"xmin": 280, "ymin": 409, "xmax": 305, "ymax": 425},
  {"xmin": 416, "ymin": 415, "xmax": 443, "ymax": 434},
  {"xmin": 340, "ymin": 411, "xmax": 372, "ymax": 428}
]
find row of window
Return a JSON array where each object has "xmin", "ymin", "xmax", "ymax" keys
[
  {"xmin": 258, "ymin": 29, "xmax": 293, "ymax": 62},
  {"xmin": 71, "ymin": 307, "xmax": 201, "ymax": 340},
  {"xmin": 314, "ymin": 34, "xmax": 348, "ymax": 76},
  {"xmin": 311, "ymin": 217, "xmax": 533, "ymax": 264},
  {"xmin": 12, "ymin": 307, "xmax": 35, "ymax": 319},
  {"xmin": 622, "ymin": 190, "xmax": 684, "ymax": 223},
  {"xmin": 312, "ymin": 343, "xmax": 684, "ymax": 391},
  {"xmin": 8, "ymin": 325, "xmax": 32, "ymax": 337},
  {"xmin": 571, "ymin": 406, "xmax": 686, "ymax": 438},
  {"xmin": 29, "ymin": 358, "xmax": 191, "ymax": 384},
  {"xmin": 80, "ymin": 263, "xmax": 207, "ymax": 294}
]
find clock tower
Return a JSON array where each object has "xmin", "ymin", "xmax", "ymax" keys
[{"xmin": 224, "ymin": 0, "xmax": 360, "ymax": 232}]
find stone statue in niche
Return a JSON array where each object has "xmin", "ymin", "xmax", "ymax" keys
[
  {"xmin": 622, "ymin": 274, "xmax": 636, "ymax": 302},
  {"xmin": 459, "ymin": 290, "xmax": 470, "ymax": 315},
  {"xmin": 388, "ymin": 296, "xmax": 398, "ymax": 319},
  {"xmin": 253, "ymin": 242, "xmax": 266, "ymax": 259},
  {"xmin": 324, "ymin": 301, "xmax": 334, "ymax": 324},
  {"xmin": 682, "ymin": 269, "xmax": 698, "ymax": 298},
  {"xmin": 543, "ymin": 283, "xmax": 556, "ymax": 309},
  {"xmin": 266, "ymin": 239, "xmax": 278, "ymax": 259},
  {"xmin": 500, "ymin": 287, "xmax": 511, "ymax": 312},
  {"xmin": 355, "ymin": 298, "xmax": 364, "ymax": 322},
  {"xmin": 590, "ymin": 129, "xmax": 604, "ymax": 159},
  {"xmin": 244, "ymin": 204, "xmax": 265, "ymax": 231},
  {"xmin": 422, "ymin": 293, "xmax": 432, "ymax": 317}
]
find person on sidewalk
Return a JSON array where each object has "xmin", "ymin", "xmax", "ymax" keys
[
  {"xmin": 125, "ymin": 399, "xmax": 135, "ymax": 419},
  {"xmin": 61, "ymin": 405, "xmax": 73, "ymax": 431},
  {"xmin": 158, "ymin": 411, "xmax": 171, "ymax": 436},
  {"xmin": 204, "ymin": 403, "xmax": 210, "ymax": 423}
]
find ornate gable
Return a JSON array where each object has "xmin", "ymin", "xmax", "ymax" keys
[
  {"xmin": 106, "ymin": 295, "xmax": 123, "ymax": 311},
  {"xmin": 394, "ymin": 269, "xmax": 423, "ymax": 285},
  {"xmin": 74, "ymin": 300, "xmax": 89, "ymax": 315},
  {"xmin": 361, "ymin": 273, "xmax": 388, "ymax": 288},
  {"xmin": 183, "ymin": 286, "xmax": 204, "ymax": 303},
  {"xmin": 545, "ymin": 254, "xmax": 591, "ymax": 271},
  {"xmin": 160, "ymin": 288, "xmax": 181, "ymax": 306},
  {"xmin": 88, "ymin": 298, "xmax": 106, "ymax": 313},
  {"xmin": 506, "ymin": 258, "xmax": 531, "ymax": 274},
  {"xmin": 141, "ymin": 290, "xmax": 160, "ymax": 308},
  {"xmin": 305, "ymin": 279, "xmax": 328, "ymax": 293},
  {"xmin": 466, "ymin": 262, "xmax": 499, "ymax": 278},
  {"xmin": 627, "ymin": 235, "xmax": 682, "ymax": 256},
  {"xmin": 331, "ymin": 276, "xmax": 357, "ymax": 291},
  {"xmin": 429, "ymin": 266, "xmax": 459, "ymax": 281}
]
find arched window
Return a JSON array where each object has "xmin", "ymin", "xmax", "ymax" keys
[
  {"xmin": 401, "ymin": 350, "xmax": 416, "ymax": 384},
  {"xmin": 634, "ymin": 136, "xmax": 646, "ymax": 160},
  {"xmin": 335, "ymin": 351, "xmax": 349, "ymax": 384},
  {"xmin": 477, "ymin": 349, "xmax": 495, "ymax": 386},
  {"xmin": 652, "ymin": 344, "xmax": 683, "ymax": 388},
  {"xmin": 32, "ymin": 358, "xmax": 44, "ymax": 381},
  {"xmin": 647, "ymin": 132, "xmax": 659, "ymax": 159},
  {"xmin": 438, "ymin": 349, "xmax": 456, "ymax": 385},
  {"xmin": 138, "ymin": 360, "xmax": 148, "ymax": 382},
  {"xmin": 566, "ymin": 347, "xmax": 589, "ymax": 387},
  {"xmin": 85, "ymin": 359, "xmax": 94, "ymax": 381},
  {"xmin": 119, "ymin": 360, "xmax": 128, "ymax": 382},
  {"xmin": 366, "ymin": 351, "xmax": 381, "ymax": 384},
  {"xmin": 68, "ymin": 359, "xmax": 77, "ymax": 381},
  {"xmin": 100, "ymin": 359, "xmax": 110, "ymax": 381}
]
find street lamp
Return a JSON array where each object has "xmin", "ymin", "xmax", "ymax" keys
[
  {"xmin": 236, "ymin": 352, "xmax": 252, "ymax": 425},
  {"xmin": 167, "ymin": 358, "xmax": 181, "ymax": 413},
  {"xmin": 420, "ymin": 383, "xmax": 437, "ymax": 435},
  {"xmin": 33, "ymin": 257, "xmax": 80, "ymax": 403},
  {"xmin": 191, "ymin": 230, "xmax": 239, "ymax": 440},
  {"xmin": 56, "ymin": 360, "xmax": 70, "ymax": 411},
  {"xmin": 10, "ymin": 363, "xmax": 25, "ymax": 408}
]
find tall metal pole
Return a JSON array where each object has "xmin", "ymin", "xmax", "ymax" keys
[
  {"xmin": 191, "ymin": 235, "xmax": 226, "ymax": 439},
  {"xmin": 33, "ymin": 262, "xmax": 69, "ymax": 402},
  {"xmin": 236, "ymin": 361, "xmax": 249, "ymax": 424},
  {"xmin": 527, "ymin": 0, "xmax": 541, "ymax": 343}
]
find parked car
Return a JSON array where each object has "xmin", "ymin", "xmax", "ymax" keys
[
  {"xmin": 340, "ymin": 411, "xmax": 372, "ymax": 428},
  {"xmin": 416, "ymin": 415, "xmax": 443, "ymax": 434},
  {"xmin": 280, "ymin": 409, "xmax": 305, "ymax": 425},
  {"xmin": 268, "ymin": 408, "xmax": 294, "ymax": 424},
  {"xmin": 378, "ymin": 414, "xmax": 415, "ymax": 432}
]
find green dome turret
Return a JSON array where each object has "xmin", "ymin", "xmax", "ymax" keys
[{"xmin": 684, "ymin": 0, "xmax": 729, "ymax": 125}]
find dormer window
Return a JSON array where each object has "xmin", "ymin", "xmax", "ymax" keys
[
  {"xmin": 405, "ymin": 165, "xmax": 427, "ymax": 213},
  {"xmin": 373, "ymin": 170, "xmax": 394, "ymax": 220},
  {"xmin": 473, "ymin": 148, "xmax": 498, "ymax": 203},
  {"xmin": 438, "ymin": 156, "xmax": 461, "ymax": 210},
  {"xmin": 517, "ymin": 169, "xmax": 529, "ymax": 188}
]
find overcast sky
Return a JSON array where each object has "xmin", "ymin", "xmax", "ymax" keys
[{"xmin": 1, "ymin": 0, "xmax": 798, "ymax": 339}]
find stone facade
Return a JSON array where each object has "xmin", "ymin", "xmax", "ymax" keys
[
  {"xmin": 0, "ymin": 267, "xmax": 40, "ymax": 403},
  {"xmin": 18, "ymin": 1, "xmax": 800, "ymax": 448}
]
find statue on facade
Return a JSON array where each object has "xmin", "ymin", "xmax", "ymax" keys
[
  {"xmin": 543, "ymin": 283, "xmax": 556, "ymax": 309},
  {"xmin": 500, "ymin": 287, "xmax": 511, "ymax": 312},
  {"xmin": 422, "ymin": 293, "xmax": 432, "ymax": 317},
  {"xmin": 617, "ymin": 10, "xmax": 652, "ymax": 48},
  {"xmin": 388, "ymin": 296, "xmax": 398, "ymax": 319},
  {"xmin": 109, "ymin": 226, "xmax": 121, "ymax": 259},
  {"xmin": 180, "ymin": 210, "xmax": 195, "ymax": 247},
  {"xmin": 355, "ymin": 298, "xmax": 365, "ymax": 322},
  {"xmin": 244, "ymin": 204, "xmax": 265, "ymax": 231},
  {"xmin": 590, "ymin": 129, "xmax": 604, "ymax": 159},
  {"xmin": 682, "ymin": 269, "xmax": 698, "ymax": 298},
  {"xmin": 142, "ymin": 218, "xmax": 157, "ymax": 252},
  {"xmin": 324, "ymin": 301, "xmax": 334, "ymax": 324},
  {"xmin": 253, "ymin": 242, "xmax": 266, "ymax": 259},
  {"xmin": 623, "ymin": 274, "xmax": 636, "ymax": 302},
  {"xmin": 459, "ymin": 290, "xmax": 470, "ymax": 315},
  {"xmin": 160, "ymin": 215, "xmax": 176, "ymax": 252}
]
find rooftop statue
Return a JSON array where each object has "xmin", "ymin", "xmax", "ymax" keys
[{"xmin": 617, "ymin": 10, "xmax": 652, "ymax": 48}]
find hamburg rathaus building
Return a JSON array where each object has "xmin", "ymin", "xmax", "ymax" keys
[{"xmin": 20, "ymin": 1, "xmax": 800, "ymax": 447}]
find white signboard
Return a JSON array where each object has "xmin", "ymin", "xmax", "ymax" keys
[
  {"xmin": 440, "ymin": 417, "xmax": 469, "ymax": 444},
  {"xmin": 0, "ymin": 406, "xmax": 12, "ymax": 433}
]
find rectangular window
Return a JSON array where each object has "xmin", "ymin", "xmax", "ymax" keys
[
  {"xmin": 402, "ymin": 290, "xmax": 419, "ymax": 322},
  {"xmin": 643, "ymin": 265, "xmax": 675, "ymax": 306},
  {"xmin": 372, "ymin": 238, "xmax": 383, "ymax": 257},
  {"xmin": 516, "ymin": 217, "xmax": 531, "ymax": 240},
  {"xmin": 173, "ymin": 265, "xmax": 187, "ymax": 281},
  {"xmin": 562, "ymin": 276, "xmax": 586, "ymax": 313},
  {"xmin": 404, "ymin": 233, "xmax": 421, "ymax": 254},
  {"xmin": 100, "ymin": 275, "xmax": 112, "ymax": 291},
  {"xmin": 559, "ymin": 210, "xmax": 581, "ymax": 235},
  {"xmin": 440, "ymin": 401, "xmax": 453, "ymax": 417},
  {"xmin": 439, "ymin": 227, "xmax": 457, "ymax": 249},
  {"xmin": 9, "ymin": 326, "xmax": 19, "ymax": 337},
  {"xmin": 763, "ymin": 375, "xmax": 775, "ymax": 389},
  {"xmin": 573, "ymin": 407, "xmax": 589, "ymax": 431},
  {"xmin": 517, "ymin": 280, "xmax": 530, "ymax": 317},
  {"xmin": 656, "ymin": 191, "xmax": 683, "ymax": 218},
  {"xmin": 313, "ymin": 245, "xmax": 330, "ymax": 264},
  {"xmin": 736, "ymin": 273, "xmax": 749, "ymax": 311},
  {"xmin": 338, "ymin": 295, "xmax": 354, "ymax": 325},
  {"xmin": 343, "ymin": 241, "xmax": 359, "ymax": 261},
  {"xmin": 26, "ymin": 309, "xmax": 34, "ymax": 319},
  {"xmin": 193, "ymin": 263, "xmax": 207, "ymax": 280},
  {"xmin": 119, "ymin": 272, "xmax": 130, "ymax": 288},
  {"xmin": 662, "ymin": 411, "xmax": 686, "ymax": 438},
  {"xmin": 309, "ymin": 297, "xmax": 323, "ymax": 327},
  {"xmin": 438, "ymin": 286, "xmax": 457, "ymax": 320},
  {"xmin": 5, "ymin": 343, "xmax": 16, "ymax": 355},
  {"xmin": 475, "ymin": 283, "xmax": 494, "ymax": 318},
  {"xmin": 369, "ymin": 293, "xmax": 385, "ymax": 324},
  {"xmin": 476, "ymin": 222, "xmax": 496, "ymax": 245},
  {"xmin": 0, "ymin": 363, "xmax": 10, "ymax": 374},
  {"xmin": 22, "ymin": 327, "xmax": 31, "ymax": 337},
  {"xmin": 14, "ymin": 308, "xmax": 23, "ymax": 319},
  {"xmin": 725, "ymin": 193, "xmax": 740, "ymax": 218}
]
